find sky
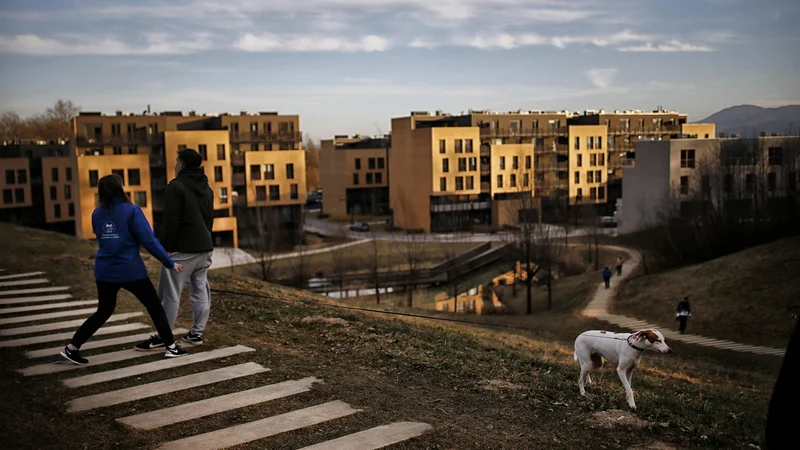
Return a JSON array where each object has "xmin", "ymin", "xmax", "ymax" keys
[{"xmin": 0, "ymin": 0, "xmax": 798, "ymax": 139}]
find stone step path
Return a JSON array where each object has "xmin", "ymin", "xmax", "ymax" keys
[
  {"xmin": 0, "ymin": 294, "xmax": 74, "ymax": 306},
  {"xmin": 64, "ymin": 345, "xmax": 256, "ymax": 388},
  {"xmin": 0, "ymin": 323, "xmax": 149, "ymax": 348},
  {"xmin": 582, "ymin": 246, "xmax": 786, "ymax": 357},
  {"xmin": 0, "ymin": 308, "xmax": 96, "ymax": 325},
  {"xmin": 0, "ymin": 286, "xmax": 70, "ymax": 297},
  {"xmin": 67, "ymin": 362, "xmax": 269, "ymax": 412},
  {"xmin": 299, "ymin": 422, "xmax": 433, "ymax": 450},
  {"xmin": 0, "ymin": 278, "xmax": 50, "ymax": 288},
  {"xmin": 25, "ymin": 328, "xmax": 187, "ymax": 358},
  {"xmin": 0, "ymin": 312, "xmax": 142, "ymax": 337},
  {"xmin": 0, "ymin": 271, "xmax": 46, "ymax": 281},
  {"xmin": 0, "ymin": 300, "xmax": 97, "ymax": 315},
  {"xmin": 118, "ymin": 377, "xmax": 321, "ymax": 430},
  {"xmin": 156, "ymin": 400, "xmax": 360, "ymax": 450},
  {"xmin": 19, "ymin": 349, "xmax": 161, "ymax": 376}
]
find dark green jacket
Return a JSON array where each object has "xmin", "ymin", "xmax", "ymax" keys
[{"xmin": 162, "ymin": 168, "xmax": 214, "ymax": 253}]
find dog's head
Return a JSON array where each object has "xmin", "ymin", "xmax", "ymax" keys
[{"xmin": 632, "ymin": 329, "xmax": 672, "ymax": 353}]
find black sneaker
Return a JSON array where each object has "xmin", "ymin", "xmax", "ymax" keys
[
  {"xmin": 134, "ymin": 334, "xmax": 166, "ymax": 351},
  {"xmin": 60, "ymin": 346, "xmax": 88, "ymax": 365},
  {"xmin": 164, "ymin": 343, "xmax": 188, "ymax": 358},
  {"xmin": 182, "ymin": 332, "xmax": 204, "ymax": 346}
]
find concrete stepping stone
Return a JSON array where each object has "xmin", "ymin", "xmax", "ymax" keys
[
  {"xmin": 0, "ymin": 300, "xmax": 97, "ymax": 315},
  {"xmin": 0, "ymin": 308, "xmax": 96, "ymax": 325},
  {"xmin": 0, "ymin": 323, "xmax": 149, "ymax": 348},
  {"xmin": 64, "ymin": 345, "xmax": 255, "ymax": 388},
  {"xmin": 0, "ymin": 271, "xmax": 46, "ymax": 281},
  {"xmin": 155, "ymin": 400, "xmax": 360, "ymax": 450},
  {"xmin": 67, "ymin": 362, "xmax": 268, "ymax": 412},
  {"xmin": 299, "ymin": 422, "xmax": 433, "ymax": 450},
  {"xmin": 0, "ymin": 278, "xmax": 50, "ymax": 288},
  {"xmin": 0, "ymin": 294, "xmax": 74, "ymax": 306},
  {"xmin": 25, "ymin": 328, "xmax": 187, "ymax": 359},
  {"xmin": 0, "ymin": 312, "xmax": 142, "ymax": 336},
  {"xmin": 19, "ymin": 349, "xmax": 160, "ymax": 376},
  {"xmin": 0, "ymin": 286, "xmax": 70, "ymax": 297},
  {"xmin": 118, "ymin": 377, "xmax": 320, "ymax": 430}
]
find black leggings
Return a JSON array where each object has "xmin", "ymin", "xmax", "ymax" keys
[{"xmin": 70, "ymin": 278, "xmax": 175, "ymax": 348}]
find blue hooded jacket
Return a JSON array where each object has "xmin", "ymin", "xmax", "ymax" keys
[
  {"xmin": 92, "ymin": 199, "xmax": 175, "ymax": 283},
  {"xmin": 602, "ymin": 267, "xmax": 612, "ymax": 279}
]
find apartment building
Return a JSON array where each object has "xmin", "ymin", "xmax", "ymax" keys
[
  {"xmin": 41, "ymin": 156, "xmax": 78, "ymax": 225},
  {"xmin": 618, "ymin": 136, "xmax": 799, "ymax": 233},
  {"xmin": 1, "ymin": 157, "xmax": 32, "ymax": 212},
  {"xmin": 319, "ymin": 135, "xmax": 390, "ymax": 219}
]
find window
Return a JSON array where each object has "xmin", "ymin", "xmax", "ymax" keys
[
  {"xmin": 455, "ymin": 139, "xmax": 463, "ymax": 153},
  {"xmin": 113, "ymin": 146, "xmax": 122, "ymax": 155},
  {"xmin": 638, "ymin": 119, "xmax": 645, "ymax": 129},
  {"xmin": 112, "ymin": 169, "xmax": 125, "ymax": 185},
  {"xmin": 14, "ymin": 188, "xmax": 24, "ymax": 203},
  {"xmin": 111, "ymin": 123, "xmax": 121, "ymax": 136},
  {"xmin": 455, "ymin": 176, "xmax": 464, "ymax": 191},
  {"xmin": 264, "ymin": 164, "xmax": 275, "ymax": 180},
  {"xmin": 126, "ymin": 169, "xmax": 140, "ymax": 186},
  {"xmin": 577, "ymin": 154, "xmax": 583, "ymax": 167},
  {"xmin": 575, "ymin": 137, "xmax": 580, "ymax": 150},
  {"xmin": 466, "ymin": 176, "xmax": 474, "ymax": 189},
  {"xmin": 198, "ymin": 145, "xmax": 208, "ymax": 160},
  {"xmin": 597, "ymin": 136, "xmax": 603, "ymax": 149},
  {"xmin": 269, "ymin": 185, "xmax": 280, "ymax": 201},
  {"xmin": 256, "ymin": 186, "xmax": 267, "ymax": 201},
  {"xmin": 439, "ymin": 139, "xmax": 446, "ymax": 154},
  {"xmin": 701, "ymin": 175, "xmax": 711, "ymax": 195},
  {"xmin": 497, "ymin": 174, "xmax": 503, "ymax": 188},
  {"xmin": 531, "ymin": 120, "xmax": 539, "ymax": 130},
  {"xmin": 375, "ymin": 172, "xmax": 383, "ymax": 184},
  {"xmin": 442, "ymin": 158, "xmax": 450, "ymax": 173},
  {"xmin": 587, "ymin": 171, "xmax": 594, "ymax": 183},
  {"xmin": 219, "ymin": 187, "xmax": 228, "ymax": 204},
  {"xmin": 588, "ymin": 137, "xmax": 594, "ymax": 150},
  {"xmin": 596, "ymin": 170, "xmax": 602, "ymax": 183},
  {"xmin": 500, "ymin": 156, "xmax": 506, "ymax": 170},
  {"xmin": 134, "ymin": 191, "xmax": 148, "ymax": 207},
  {"xmin": 458, "ymin": 158, "xmax": 467, "ymax": 172},
  {"xmin": 251, "ymin": 143, "xmax": 259, "ymax": 151},
  {"xmin": 286, "ymin": 163, "xmax": 295, "ymax": 180},
  {"xmin": 680, "ymin": 149, "xmax": 696, "ymax": 168},
  {"xmin": 468, "ymin": 157, "xmax": 477, "ymax": 171},
  {"xmin": 598, "ymin": 186, "xmax": 605, "ymax": 200},
  {"xmin": 599, "ymin": 153, "xmax": 605, "ymax": 166},
  {"xmin": 66, "ymin": 167, "xmax": 72, "ymax": 181},
  {"xmin": 590, "ymin": 187, "xmax": 597, "ymax": 200},
  {"xmin": 576, "ymin": 188, "xmax": 583, "ymax": 201},
  {"xmin": 4, "ymin": 189, "xmax": 14, "ymax": 204},
  {"xmin": 510, "ymin": 174, "xmax": 517, "ymax": 187},
  {"xmin": 440, "ymin": 177, "xmax": 447, "ymax": 191},
  {"xmin": 68, "ymin": 203, "xmax": 74, "ymax": 217},
  {"xmin": 523, "ymin": 173, "xmax": 529, "ymax": 187},
  {"xmin": 745, "ymin": 173, "xmax": 755, "ymax": 192},
  {"xmin": 290, "ymin": 184, "xmax": 299, "ymax": 200},
  {"xmin": 250, "ymin": 122, "xmax": 258, "ymax": 133},
  {"xmin": 279, "ymin": 142, "xmax": 293, "ymax": 151},
  {"xmin": 768, "ymin": 172, "xmax": 777, "ymax": 192},
  {"xmin": 54, "ymin": 204, "xmax": 61, "ymax": 218},
  {"xmin": 355, "ymin": 158, "xmax": 361, "ymax": 170},
  {"xmin": 512, "ymin": 156, "xmax": 519, "ymax": 170},
  {"xmin": 368, "ymin": 158, "xmax": 376, "ymax": 170},
  {"xmin": 214, "ymin": 166, "xmax": 223, "ymax": 182},
  {"xmin": 366, "ymin": 173, "xmax": 374, "ymax": 184},
  {"xmin": 5, "ymin": 170, "xmax": 15, "ymax": 185},
  {"xmin": 680, "ymin": 176, "xmax": 689, "ymax": 195},
  {"xmin": 590, "ymin": 154, "xmax": 598, "ymax": 167},
  {"xmin": 250, "ymin": 164, "xmax": 261, "ymax": 180},
  {"xmin": 377, "ymin": 157, "xmax": 385, "ymax": 169},
  {"xmin": 353, "ymin": 173, "xmax": 359, "ymax": 185},
  {"xmin": 48, "ymin": 186, "xmax": 57, "ymax": 200},
  {"xmin": 510, "ymin": 120, "xmax": 521, "ymax": 135},
  {"xmin": 525, "ymin": 155, "xmax": 532, "ymax": 169},
  {"xmin": 217, "ymin": 144, "xmax": 226, "ymax": 160},
  {"xmin": 64, "ymin": 185, "xmax": 72, "ymax": 200},
  {"xmin": 574, "ymin": 171, "xmax": 580, "ymax": 184},
  {"xmin": 89, "ymin": 170, "xmax": 99, "ymax": 187},
  {"xmin": 621, "ymin": 119, "xmax": 630, "ymax": 130},
  {"xmin": 465, "ymin": 139, "xmax": 473, "ymax": 153},
  {"xmin": 17, "ymin": 169, "xmax": 27, "ymax": 184},
  {"xmin": 768, "ymin": 147, "xmax": 783, "ymax": 166}
]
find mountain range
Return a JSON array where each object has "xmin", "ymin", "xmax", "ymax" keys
[{"xmin": 699, "ymin": 105, "xmax": 800, "ymax": 136}]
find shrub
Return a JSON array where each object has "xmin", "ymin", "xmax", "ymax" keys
[{"xmin": 558, "ymin": 250, "xmax": 586, "ymax": 276}]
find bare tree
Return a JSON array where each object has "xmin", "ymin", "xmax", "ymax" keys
[
  {"xmin": 305, "ymin": 136, "xmax": 321, "ymax": 192},
  {"xmin": 439, "ymin": 242, "xmax": 466, "ymax": 312},
  {"xmin": 328, "ymin": 226, "xmax": 352, "ymax": 299},
  {"xmin": 402, "ymin": 233, "xmax": 426, "ymax": 307},
  {"xmin": 251, "ymin": 206, "xmax": 280, "ymax": 282},
  {"xmin": 533, "ymin": 222, "xmax": 564, "ymax": 311},
  {"xmin": 290, "ymin": 246, "xmax": 312, "ymax": 290},
  {"xmin": 0, "ymin": 112, "xmax": 22, "ymax": 143},
  {"xmin": 364, "ymin": 237, "xmax": 383, "ymax": 304}
]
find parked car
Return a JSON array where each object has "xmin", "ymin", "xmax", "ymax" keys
[
  {"xmin": 599, "ymin": 216, "xmax": 618, "ymax": 228},
  {"xmin": 349, "ymin": 222, "xmax": 370, "ymax": 232}
]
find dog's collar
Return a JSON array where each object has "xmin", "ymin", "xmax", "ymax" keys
[{"xmin": 627, "ymin": 335, "xmax": 646, "ymax": 352}]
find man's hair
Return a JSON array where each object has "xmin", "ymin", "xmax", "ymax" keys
[{"xmin": 178, "ymin": 148, "xmax": 203, "ymax": 169}]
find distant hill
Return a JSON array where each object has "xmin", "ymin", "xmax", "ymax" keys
[{"xmin": 699, "ymin": 104, "xmax": 800, "ymax": 136}]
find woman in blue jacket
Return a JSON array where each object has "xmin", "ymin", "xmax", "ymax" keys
[{"xmin": 60, "ymin": 174, "xmax": 188, "ymax": 364}]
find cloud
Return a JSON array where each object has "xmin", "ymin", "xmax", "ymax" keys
[
  {"xmin": 408, "ymin": 38, "xmax": 438, "ymax": 49},
  {"xmin": 618, "ymin": 40, "xmax": 714, "ymax": 52},
  {"xmin": 0, "ymin": 33, "xmax": 213, "ymax": 55},
  {"xmin": 234, "ymin": 34, "xmax": 389, "ymax": 52},
  {"xmin": 458, "ymin": 33, "xmax": 547, "ymax": 49},
  {"xmin": 585, "ymin": 68, "xmax": 619, "ymax": 88}
]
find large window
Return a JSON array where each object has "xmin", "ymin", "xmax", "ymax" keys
[
  {"xmin": 64, "ymin": 185, "xmax": 72, "ymax": 200},
  {"xmin": 680, "ymin": 149, "xmax": 696, "ymax": 168},
  {"xmin": 135, "ymin": 192, "xmax": 148, "ymax": 207},
  {"xmin": 599, "ymin": 153, "xmax": 605, "ymax": 166},
  {"xmin": 512, "ymin": 156, "xmax": 519, "ymax": 170},
  {"xmin": 523, "ymin": 173, "xmax": 529, "ymax": 187},
  {"xmin": 217, "ymin": 144, "xmax": 226, "ymax": 160},
  {"xmin": 574, "ymin": 137, "xmax": 580, "ymax": 150},
  {"xmin": 52, "ymin": 167, "xmax": 59, "ymax": 182},
  {"xmin": 353, "ymin": 173, "xmax": 359, "ymax": 185},
  {"xmin": 466, "ymin": 176, "xmax": 474, "ymax": 190},
  {"xmin": 17, "ymin": 169, "xmax": 27, "ymax": 184},
  {"xmin": 286, "ymin": 163, "xmax": 294, "ymax": 180},
  {"xmin": 510, "ymin": 174, "xmax": 517, "ymax": 187},
  {"xmin": 525, "ymin": 155, "xmax": 532, "ymax": 170},
  {"xmin": 290, "ymin": 184, "xmax": 299, "ymax": 200},
  {"xmin": 198, "ymin": 144, "xmax": 208, "ymax": 161},
  {"xmin": 250, "ymin": 164, "xmax": 261, "ymax": 180},
  {"xmin": 50, "ymin": 186, "xmax": 57, "ymax": 200},
  {"xmin": 128, "ymin": 169, "xmax": 141, "ymax": 186},
  {"xmin": 256, "ymin": 186, "xmax": 267, "ymax": 201},
  {"xmin": 469, "ymin": 157, "xmax": 477, "ymax": 171},
  {"xmin": 574, "ymin": 171, "xmax": 580, "ymax": 184},
  {"xmin": 590, "ymin": 187, "xmax": 597, "ymax": 200},
  {"xmin": 5, "ymin": 170, "xmax": 14, "ymax": 184},
  {"xmin": 269, "ymin": 185, "xmax": 280, "ymax": 201},
  {"xmin": 355, "ymin": 158, "xmax": 361, "ymax": 170},
  {"xmin": 219, "ymin": 187, "xmax": 228, "ymax": 204},
  {"xmin": 587, "ymin": 171, "xmax": 594, "ymax": 183},
  {"xmin": 590, "ymin": 154, "xmax": 597, "ymax": 167},
  {"xmin": 455, "ymin": 139, "xmax": 463, "ymax": 153},
  {"xmin": 66, "ymin": 167, "xmax": 72, "ymax": 181},
  {"xmin": 596, "ymin": 170, "xmax": 602, "ymax": 183},
  {"xmin": 598, "ymin": 186, "xmax": 605, "ymax": 200},
  {"xmin": 439, "ymin": 140, "xmax": 446, "ymax": 154},
  {"xmin": 54, "ymin": 204, "xmax": 61, "ymax": 218},
  {"xmin": 89, "ymin": 170, "xmax": 99, "ymax": 187},
  {"xmin": 68, "ymin": 203, "xmax": 75, "ymax": 217},
  {"xmin": 366, "ymin": 173, "xmax": 374, "ymax": 184},
  {"xmin": 14, "ymin": 188, "xmax": 24, "ymax": 203},
  {"xmin": 577, "ymin": 154, "xmax": 582, "ymax": 167},
  {"xmin": 377, "ymin": 157, "xmax": 385, "ymax": 169},
  {"xmin": 264, "ymin": 164, "xmax": 275, "ymax": 180},
  {"xmin": 465, "ymin": 139, "xmax": 473, "ymax": 153},
  {"xmin": 440, "ymin": 177, "xmax": 447, "ymax": 191},
  {"xmin": 375, "ymin": 172, "xmax": 383, "ymax": 184},
  {"xmin": 214, "ymin": 166, "xmax": 223, "ymax": 182},
  {"xmin": 442, "ymin": 158, "xmax": 449, "ymax": 173},
  {"xmin": 499, "ymin": 156, "xmax": 506, "ymax": 170},
  {"xmin": 455, "ymin": 176, "xmax": 464, "ymax": 191},
  {"xmin": 3, "ymin": 189, "xmax": 12, "ymax": 204},
  {"xmin": 768, "ymin": 147, "xmax": 783, "ymax": 166},
  {"xmin": 368, "ymin": 158, "xmax": 376, "ymax": 169},
  {"xmin": 497, "ymin": 174, "xmax": 503, "ymax": 188},
  {"xmin": 458, "ymin": 158, "xmax": 467, "ymax": 172}
]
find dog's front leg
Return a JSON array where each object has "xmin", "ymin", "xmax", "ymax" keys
[{"xmin": 617, "ymin": 367, "xmax": 636, "ymax": 409}]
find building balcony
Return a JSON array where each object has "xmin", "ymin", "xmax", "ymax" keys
[
  {"xmin": 75, "ymin": 134, "xmax": 163, "ymax": 146},
  {"xmin": 230, "ymin": 131, "xmax": 303, "ymax": 143},
  {"xmin": 608, "ymin": 125, "xmax": 681, "ymax": 135},
  {"xmin": 480, "ymin": 127, "xmax": 568, "ymax": 139}
]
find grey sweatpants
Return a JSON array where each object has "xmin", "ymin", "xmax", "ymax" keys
[{"xmin": 158, "ymin": 251, "xmax": 213, "ymax": 337}]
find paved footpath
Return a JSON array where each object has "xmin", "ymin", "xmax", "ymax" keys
[
  {"xmin": 581, "ymin": 246, "xmax": 786, "ymax": 357},
  {"xmin": 0, "ymin": 269, "xmax": 432, "ymax": 449}
]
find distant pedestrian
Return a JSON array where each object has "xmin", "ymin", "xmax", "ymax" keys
[
  {"xmin": 616, "ymin": 256, "xmax": 624, "ymax": 276},
  {"xmin": 602, "ymin": 266, "xmax": 612, "ymax": 289},
  {"xmin": 676, "ymin": 297, "xmax": 691, "ymax": 334}
]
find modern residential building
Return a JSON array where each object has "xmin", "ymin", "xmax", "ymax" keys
[
  {"xmin": 1, "ymin": 157, "xmax": 33, "ymax": 212},
  {"xmin": 319, "ymin": 135, "xmax": 390, "ymax": 219}
]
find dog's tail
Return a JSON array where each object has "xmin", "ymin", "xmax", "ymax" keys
[{"xmin": 573, "ymin": 351, "xmax": 577, "ymax": 362}]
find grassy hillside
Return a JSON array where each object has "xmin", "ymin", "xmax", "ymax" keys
[
  {"xmin": 0, "ymin": 224, "xmax": 783, "ymax": 449},
  {"xmin": 615, "ymin": 236, "xmax": 800, "ymax": 348}
]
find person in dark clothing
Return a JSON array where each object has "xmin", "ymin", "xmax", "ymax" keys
[
  {"xmin": 676, "ymin": 297, "xmax": 691, "ymax": 334},
  {"xmin": 765, "ymin": 316, "xmax": 800, "ymax": 449},
  {"xmin": 137, "ymin": 148, "xmax": 215, "ymax": 350},
  {"xmin": 602, "ymin": 266, "xmax": 612, "ymax": 289},
  {"xmin": 616, "ymin": 256, "xmax": 624, "ymax": 276},
  {"xmin": 60, "ymin": 175, "xmax": 188, "ymax": 365}
]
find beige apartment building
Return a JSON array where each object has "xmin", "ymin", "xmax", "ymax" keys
[{"xmin": 319, "ymin": 135, "xmax": 389, "ymax": 219}]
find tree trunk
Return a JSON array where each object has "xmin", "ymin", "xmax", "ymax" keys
[
  {"xmin": 547, "ymin": 276, "xmax": 553, "ymax": 310},
  {"xmin": 375, "ymin": 273, "xmax": 381, "ymax": 304},
  {"xmin": 594, "ymin": 237, "xmax": 599, "ymax": 270},
  {"xmin": 526, "ymin": 278, "xmax": 532, "ymax": 315}
]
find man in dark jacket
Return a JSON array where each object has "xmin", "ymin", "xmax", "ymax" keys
[{"xmin": 136, "ymin": 148, "xmax": 214, "ymax": 350}]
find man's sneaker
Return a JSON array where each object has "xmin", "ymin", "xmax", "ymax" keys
[
  {"xmin": 182, "ymin": 332, "xmax": 204, "ymax": 345},
  {"xmin": 60, "ymin": 346, "xmax": 88, "ymax": 365},
  {"xmin": 164, "ymin": 343, "xmax": 188, "ymax": 358},
  {"xmin": 134, "ymin": 334, "xmax": 166, "ymax": 351}
]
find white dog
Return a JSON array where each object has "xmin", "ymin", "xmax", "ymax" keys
[{"xmin": 573, "ymin": 329, "xmax": 672, "ymax": 409}]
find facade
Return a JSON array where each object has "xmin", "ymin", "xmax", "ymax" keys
[
  {"xmin": 1, "ymin": 157, "xmax": 32, "ymax": 211},
  {"xmin": 320, "ymin": 135, "xmax": 390, "ymax": 219}
]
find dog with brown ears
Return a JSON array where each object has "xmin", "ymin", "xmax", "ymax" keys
[{"xmin": 574, "ymin": 329, "xmax": 672, "ymax": 409}]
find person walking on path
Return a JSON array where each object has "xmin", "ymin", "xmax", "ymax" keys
[
  {"xmin": 676, "ymin": 297, "xmax": 691, "ymax": 334},
  {"xmin": 615, "ymin": 256, "xmax": 624, "ymax": 276},
  {"xmin": 60, "ymin": 175, "xmax": 188, "ymax": 365},
  {"xmin": 136, "ymin": 148, "xmax": 214, "ymax": 350},
  {"xmin": 602, "ymin": 266, "xmax": 612, "ymax": 289}
]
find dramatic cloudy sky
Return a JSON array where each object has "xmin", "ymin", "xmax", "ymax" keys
[{"xmin": 0, "ymin": 0, "xmax": 798, "ymax": 138}]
